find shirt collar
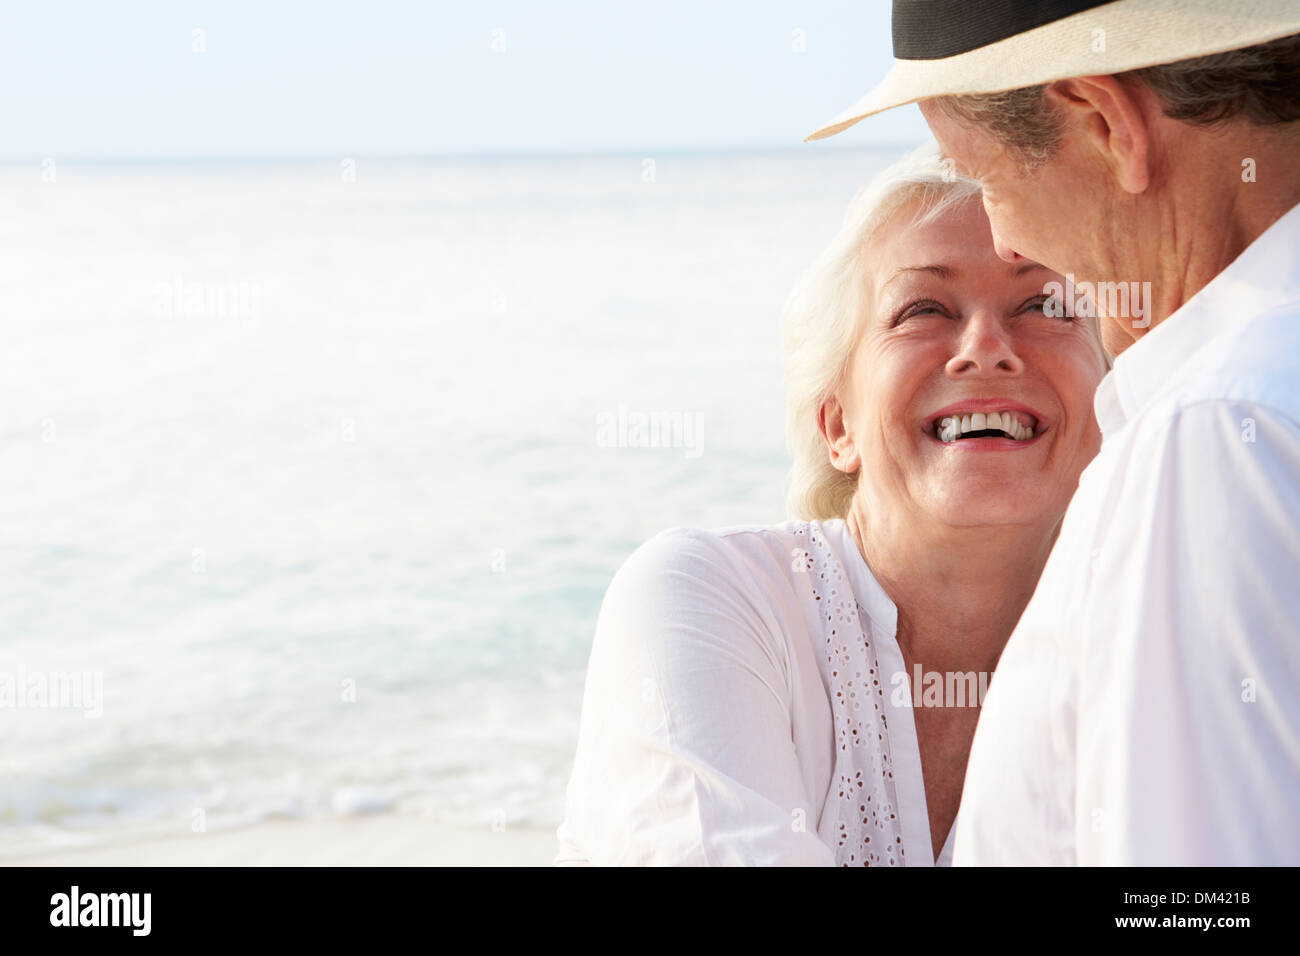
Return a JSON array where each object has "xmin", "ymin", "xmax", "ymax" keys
[
  {"xmin": 1094, "ymin": 198, "xmax": 1300, "ymax": 438},
  {"xmin": 823, "ymin": 518, "xmax": 898, "ymax": 641}
]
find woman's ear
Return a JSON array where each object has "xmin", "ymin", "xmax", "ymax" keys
[
  {"xmin": 819, "ymin": 396, "xmax": 861, "ymax": 474},
  {"xmin": 1047, "ymin": 74, "xmax": 1153, "ymax": 195}
]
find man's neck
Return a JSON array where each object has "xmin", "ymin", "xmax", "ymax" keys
[{"xmin": 1106, "ymin": 122, "xmax": 1300, "ymax": 353}]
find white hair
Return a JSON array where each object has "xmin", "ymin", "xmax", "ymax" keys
[{"xmin": 781, "ymin": 141, "xmax": 982, "ymax": 520}]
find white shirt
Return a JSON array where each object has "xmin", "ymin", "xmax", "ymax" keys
[
  {"xmin": 555, "ymin": 518, "xmax": 956, "ymax": 866},
  {"xmin": 955, "ymin": 200, "xmax": 1300, "ymax": 866}
]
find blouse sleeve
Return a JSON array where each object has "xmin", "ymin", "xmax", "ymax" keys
[{"xmin": 555, "ymin": 527, "xmax": 835, "ymax": 865}]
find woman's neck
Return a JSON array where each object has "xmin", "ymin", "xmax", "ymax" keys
[{"xmin": 845, "ymin": 497, "xmax": 1057, "ymax": 677}]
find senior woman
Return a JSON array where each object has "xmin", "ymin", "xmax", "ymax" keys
[{"xmin": 555, "ymin": 144, "xmax": 1109, "ymax": 866}]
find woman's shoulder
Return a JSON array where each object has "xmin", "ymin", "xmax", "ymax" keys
[
  {"xmin": 612, "ymin": 519, "xmax": 841, "ymax": 591},
  {"xmin": 600, "ymin": 518, "xmax": 853, "ymax": 630}
]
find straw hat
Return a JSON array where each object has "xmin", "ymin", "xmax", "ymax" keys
[{"xmin": 807, "ymin": 0, "xmax": 1300, "ymax": 141}]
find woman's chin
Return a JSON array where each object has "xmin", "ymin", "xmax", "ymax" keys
[{"xmin": 925, "ymin": 490, "xmax": 1051, "ymax": 530}]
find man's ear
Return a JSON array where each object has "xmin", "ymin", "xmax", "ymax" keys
[
  {"xmin": 1046, "ymin": 74, "xmax": 1153, "ymax": 195},
  {"xmin": 819, "ymin": 396, "xmax": 860, "ymax": 474}
]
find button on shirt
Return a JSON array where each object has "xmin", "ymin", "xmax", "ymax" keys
[{"xmin": 954, "ymin": 200, "xmax": 1300, "ymax": 865}]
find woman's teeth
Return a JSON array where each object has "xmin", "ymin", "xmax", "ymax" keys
[{"xmin": 936, "ymin": 410, "xmax": 1035, "ymax": 443}]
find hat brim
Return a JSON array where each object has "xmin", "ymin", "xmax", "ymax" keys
[{"xmin": 807, "ymin": 0, "xmax": 1300, "ymax": 141}]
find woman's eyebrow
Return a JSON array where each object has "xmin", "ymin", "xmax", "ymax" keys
[
  {"xmin": 882, "ymin": 261, "xmax": 1048, "ymax": 291},
  {"xmin": 883, "ymin": 263, "xmax": 953, "ymax": 288},
  {"xmin": 1014, "ymin": 262, "xmax": 1050, "ymax": 276}
]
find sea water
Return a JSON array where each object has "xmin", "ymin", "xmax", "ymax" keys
[{"xmin": 0, "ymin": 146, "xmax": 906, "ymax": 855}]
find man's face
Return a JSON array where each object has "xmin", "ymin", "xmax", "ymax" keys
[
  {"xmin": 920, "ymin": 99, "xmax": 1098, "ymax": 276},
  {"xmin": 919, "ymin": 99, "xmax": 1136, "ymax": 353}
]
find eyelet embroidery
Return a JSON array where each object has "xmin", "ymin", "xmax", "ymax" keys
[{"xmin": 797, "ymin": 521, "xmax": 904, "ymax": 866}]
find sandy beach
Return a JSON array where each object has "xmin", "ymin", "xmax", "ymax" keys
[{"xmin": 3, "ymin": 816, "xmax": 559, "ymax": 867}]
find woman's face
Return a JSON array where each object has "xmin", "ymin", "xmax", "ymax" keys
[{"xmin": 824, "ymin": 195, "xmax": 1107, "ymax": 531}]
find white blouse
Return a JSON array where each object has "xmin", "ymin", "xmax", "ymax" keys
[{"xmin": 555, "ymin": 518, "xmax": 955, "ymax": 866}]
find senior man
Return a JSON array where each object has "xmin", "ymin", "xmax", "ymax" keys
[{"xmin": 808, "ymin": 1, "xmax": 1300, "ymax": 865}]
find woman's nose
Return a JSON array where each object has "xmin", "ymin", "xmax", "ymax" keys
[{"xmin": 946, "ymin": 311, "xmax": 1024, "ymax": 376}]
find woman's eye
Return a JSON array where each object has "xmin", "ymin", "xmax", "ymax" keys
[
  {"xmin": 1021, "ymin": 293, "xmax": 1072, "ymax": 320},
  {"xmin": 893, "ymin": 299, "xmax": 950, "ymax": 325}
]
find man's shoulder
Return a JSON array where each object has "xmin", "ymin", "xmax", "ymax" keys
[
  {"xmin": 1065, "ymin": 306, "xmax": 1300, "ymax": 561},
  {"xmin": 1166, "ymin": 298, "xmax": 1300, "ymax": 421}
]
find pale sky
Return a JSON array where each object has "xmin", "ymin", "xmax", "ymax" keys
[{"xmin": 0, "ymin": 0, "xmax": 930, "ymax": 160}]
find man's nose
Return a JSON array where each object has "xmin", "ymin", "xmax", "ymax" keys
[
  {"xmin": 983, "ymin": 196, "xmax": 1023, "ymax": 263},
  {"xmin": 991, "ymin": 230, "xmax": 1023, "ymax": 263},
  {"xmin": 993, "ymin": 227, "xmax": 1024, "ymax": 261}
]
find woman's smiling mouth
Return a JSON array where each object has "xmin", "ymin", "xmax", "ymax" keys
[
  {"xmin": 936, "ymin": 409, "xmax": 1035, "ymax": 442},
  {"xmin": 925, "ymin": 399, "xmax": 1047, "ymax": 447}
]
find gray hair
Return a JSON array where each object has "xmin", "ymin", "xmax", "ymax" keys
[
  {"xmin": 933, "ymin": 32, "xmax": 1300, "ymax": 169},
  {"xmin": 781, "ymin": 142, "xmax": 981, "ymax": 521}
]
